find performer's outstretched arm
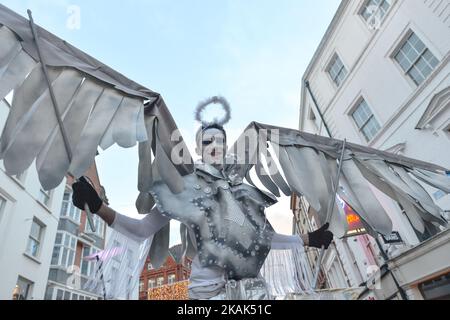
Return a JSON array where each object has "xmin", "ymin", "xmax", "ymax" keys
[
  {"xmin": 271, "ymin": 223, "xmax": 333, "ymax": 250},
  {"xmin": 271, "ymin": 233, "xmax": 308, "ymax": 250},
  {"xmin": 108, "ymin": 207, "xmax": 169, "ymax": 242},
  {"xmin": 95, "ymin": 204, "xmax": 116, "ymax": 226},
  {"xmin": 72, "ymin": 178, "xmax": 169, "ymax": 242}
]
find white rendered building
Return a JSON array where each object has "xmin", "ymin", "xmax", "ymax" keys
[
  {"xmin": 0, "ymin": 98, "xmax": 66, "ymax": 300},
  {"xmin": 297, "ymin": 0, "xmax": 450, "ymax": 299}
]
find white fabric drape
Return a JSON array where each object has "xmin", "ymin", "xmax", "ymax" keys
[
  {"xmin": 261, "ymin": 236, "xmax": 316, "ymax": 298},
  {"xmin": 83, "ymin": 211, "xmax": 168, "ymax": 299},
  {"xmin": 84, "ymin": 230, "xmax": 153, "ymax": 300}
]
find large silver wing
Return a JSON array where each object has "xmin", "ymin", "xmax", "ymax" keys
[
  {"xmin": 225, "ymin": 122, "xmax": 449, "ymax": 238},
  {"xmin": 0, "ymin": 4, "xmax": 193, "ymax": 194},
  {"xmin": 135, "ymin": 97, "xmax": 193, "ymax": 214},
  {"xmin": 0, "ymin": 4, "xmax": 194, "ymax": 272}
]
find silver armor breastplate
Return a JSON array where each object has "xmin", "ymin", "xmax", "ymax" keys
[{"xmin": 150, "ymin": 164, "xmax": 277, "ymax": 280}]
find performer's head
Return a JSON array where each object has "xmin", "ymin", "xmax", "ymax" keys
[
  {"xmin": 194, "ymin": 96, "xmax": 231, "ymax": 169},
  {"xmin": 195, "ymin": 123, "xmax": 227, "ymax": 168}
]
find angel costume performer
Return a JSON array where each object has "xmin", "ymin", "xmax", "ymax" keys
[
  {"xmin": 71, "ymin": 98, "xmax": 334, "ymax": 300},
  {"xmin": 0, "ymin": 4, "xmax": 449, "ymax": 300}
]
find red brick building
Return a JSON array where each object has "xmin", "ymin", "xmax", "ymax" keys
[{"xmin": 139, "ymin": 244, "xmax": 192, "ymax": 300}]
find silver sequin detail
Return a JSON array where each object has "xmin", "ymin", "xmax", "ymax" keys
[{"xmin": 204, "ymin": 187, "xmax": 212, "ymax": 194}]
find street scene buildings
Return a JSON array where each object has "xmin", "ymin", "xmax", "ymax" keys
[
  {"xmin": 45, "ymin": 165, "xmax": 108, "ymax": 300},
  {"xmin": 296, "ymin": 0, "xmax": 450, "ymax": 300},
  {"xmin": 0, "ymin": 98, "xmax": 66, "ymax": 300},
  {"xmin": 139, "ymin": 244, "xmax": 192, "ymax": 300}
]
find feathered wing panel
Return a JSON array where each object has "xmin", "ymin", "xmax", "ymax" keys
[
  {"xmin": 36, "ymin": 77, "xmax": 105, "ymax": 188},
  {"xmin": 147, "ymin": 222, "xmax": 171, "ymax": 269},
  {"xmin": 136, "ymin": 96, "xmax": 194, "ymax": 200},
  {"xmin": 339, "ymin": 158, "xmax": 393, "ymax": 236},
  {"xmin": 277, "ymin": 146, "xmax": 347, "ymax": 237},
  {"xmin": 132, "ymin": 97, "xmax": 195, "ymax": 261},
  {"xmin": 0, "ymin": 6, "xmax": 195, "ymax": 266},
  {"xmin": 409, "ymin": 168, "xmax": 450, "ymax": 193},
  {"xmin": 226, "ymin": 122, "xmax": 449, "ymax": 237},
  {"xmin": 180, "ymin": 223, "xmax": 197, "ymax": 262},
  {"xmin": 352, "ymin": 158, "xmax": 446, "ymax": 232},
  {"xmin": 0, "ymin": 16, "xmax": 156, "ymax": 190},
  {"xmin": 0, "ymin": 6, "xmax": 193, "ymax": 197}
]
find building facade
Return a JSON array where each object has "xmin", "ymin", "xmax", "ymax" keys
[
  {"xmin": 0, "ymin": 99, "xmax": 66, "ymax": 300},
  {"xmin": 297, "ymin": 0, "xmax": 450, "ymax": 299},
  {"xmin": 45, "ymin": 164, "xmax": 108, "ymax": 300},
  {"xmin": 139, "ymin": 244, "xmax": 192, "ymax": 300}
]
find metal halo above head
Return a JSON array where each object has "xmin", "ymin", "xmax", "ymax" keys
[{"xmin": 195, "ymin": 96, "xmax": 232, "ymax": 127}]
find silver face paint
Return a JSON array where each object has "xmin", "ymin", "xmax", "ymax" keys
[{"xmin": 198, "ymin": 128, "xmax": 227, "ymax": 168}]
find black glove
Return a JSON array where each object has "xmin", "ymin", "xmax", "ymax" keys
[
  {"xmin": 308, "ymin": 223, "xmax": 334, "ymax": 249},
  {"xmin": 72, "ymin": 176, "xmax": 103, "ymax": 213}
]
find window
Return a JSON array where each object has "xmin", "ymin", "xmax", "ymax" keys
[
  {"xmin": 26, "ymin": 219, "xmax": 45, "ymax": 258},
  {"xmin": 147, "ymin": 263, "xmax": 154, "ymax": 271},
  {"xmin": 49, "ymin": 288, "xmax": 96, "ymax": 300},
  {"xmin": 56, "ymin": 289, "xmax": 63, "ymax": 300},
  {"xmin": 139, "ymin": 280, "xmax": 144, "ymax": 292},
  {"xmin": 360, "ymin": 0, "xmax": 391, "ymax": 23},
  {"xmin": 168, "ymin": 274, "xmax": 176, "ymax": 285},
  {"xmin": 81, "ymin": 246, "xmax": 91, "ymax": 276},
  {"xmin": 60, "ymin": 190, "xmax": 81, "ymax": 223},
  {"xmin": 16, "ymin": 276, "xmax": 34, "ymax": 300},
  {"xmin": 156, "ymin": 276, "xmax": 164, "ymax": 287},
  {"xmin": 80, "ymin": 245, "xmax": 99, "ymax": 276},
  {"xmin": 419, "ymin": 274, "xmax": 450, "ymax": 300},
  {"xmin": 394, "ymin": 32, "xmax": 439, "ymax": 85},
  {"xmin": 148, "ymin": 279, "xmax": 156, "ymax": 289},
  {"xmin": 44, "ymin": 287, "xmax": 54, "ymax": 300},
  {"xmin": 51, "ymin": 247, "xmax": 60, "ymax": 265},
  {"xmin": 352, "ymin": 99, "xmax": 381, "ymax": 141},
  {"xmin": 327, "ymin": 54, "xmax": 347, "ymax": 87},
  {"xmin": 51, "ymin": 232, "xmax": 76, "ymax": 267},
  {"xmin": 63, "ymin": 291, "xmax": 71, "ymax": 300},
  {"xmin": 38, "ymin": 188, "xmax": 52, "ymax": 207}
]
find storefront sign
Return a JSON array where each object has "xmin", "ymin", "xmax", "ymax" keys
[{"xmin": 382, "ymin": 231, "xmax": 403, "ymax": 244}]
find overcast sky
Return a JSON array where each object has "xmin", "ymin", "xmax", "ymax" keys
[{"xmin": 3, "ymin": 0, "xmax": 341, "ymax": 245}]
